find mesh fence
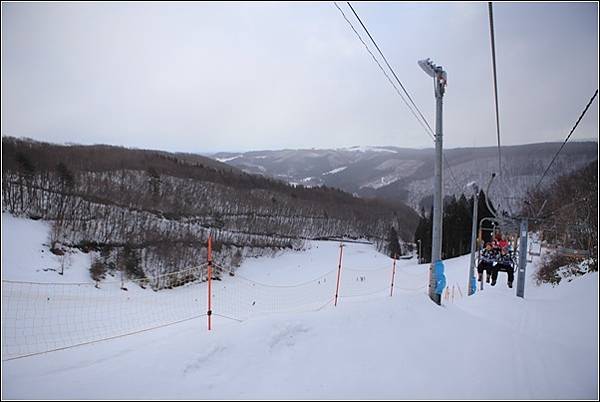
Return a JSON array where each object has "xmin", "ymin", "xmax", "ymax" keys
[{"xmin": 2, "ymin": 256, "xmax": 427, "ymax": 360}]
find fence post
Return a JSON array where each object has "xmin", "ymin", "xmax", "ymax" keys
[
  {"xmin": 334, "ymin": 242, "xmax": 344, "ymax": 306},
  {"xmin": 390, "ymin": 254, "xmax": 397, "ymax": 297},
  {"xmin": 207, "ymin": 235, "xmax": 213, "ymax": 330}
]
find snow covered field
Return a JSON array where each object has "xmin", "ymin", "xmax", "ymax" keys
[{"xmin": 1, "ymin": 214, "xmax": 598, "ymax": 399}]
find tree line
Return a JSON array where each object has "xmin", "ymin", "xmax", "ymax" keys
[{"xmin": 413, "ymin": 190, "xmax": 496, "ymax": 263}]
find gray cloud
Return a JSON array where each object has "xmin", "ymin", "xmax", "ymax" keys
[{"xmin": 2, "ymin": 2, "xmax": 598, "ymax": 153}]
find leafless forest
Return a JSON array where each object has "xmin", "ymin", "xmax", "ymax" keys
[{"xmin": 2, "ymin": 137, "xmax": 418, "ymax": 287}]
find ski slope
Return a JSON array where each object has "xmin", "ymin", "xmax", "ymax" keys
[{"xmin": 1, "ymin": 214, "xmax": 598, "ymax": 399}]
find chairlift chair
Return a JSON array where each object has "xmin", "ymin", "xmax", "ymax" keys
[{"xmin": 477, "ymin": 217, "xmax": 519, "ymax": 274}]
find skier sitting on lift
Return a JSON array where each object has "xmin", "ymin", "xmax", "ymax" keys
[
  {"xmin": 491, "ymin": 246, "xmax": 514, "ymax": 288},
  {"xmin": 477, "ymin": 242, "xmax": 497, "ymax": 283},
  {"xmin": 492, "ymin": 232, "xmax": 509, "ymax": 250}
]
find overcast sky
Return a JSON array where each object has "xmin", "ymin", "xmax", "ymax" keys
[{"xmin": 2, "ymin": 2, "xmax": 598, "ymax": 153}]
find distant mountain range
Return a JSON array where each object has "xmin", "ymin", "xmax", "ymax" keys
[{"xmin": 211, "ymin": 141, "xmax": 598, "ymax": 212}]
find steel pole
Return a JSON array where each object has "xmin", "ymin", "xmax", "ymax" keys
[
  {"xmin": 517, "ymin": 219, "xmax": 528, "ymax": 298},
  {"xmin": 468, "ymin": 191, "xmax": 479, "ymax": 296},
  {"xmin": 429, "ymin": 76, "xmax": 444, "ymax": 305}
]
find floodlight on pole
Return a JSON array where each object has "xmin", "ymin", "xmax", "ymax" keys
[
  {"xmin": 418, "ymin": 58, "xmax": 436, "ymax": 77},
  {"xmin": 418, "ymin": 58, "xmax": 447, "ymax": 98}
]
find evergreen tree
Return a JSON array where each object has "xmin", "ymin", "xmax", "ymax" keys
[
  {"xmin": 414, "ymin": 207, "xmax": 432, "ymax": 263},
  {"xmin": 441, "ymin": 194, "xmax": 472, "ymax": 259},
  {"xmin": 121, "ymin": 243, "xmax": 145, "ymax": 280},
  {"xmin": 415, "ymin": 190, "xmax": 496, "ymax": 263},
  {"xmin": 386, "ymin": 226, "xmax": 402, "ymax": 258}
]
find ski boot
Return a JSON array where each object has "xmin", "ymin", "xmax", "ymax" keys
[{"xmin": 508, "ymin": 281, "xmax": 513, "ymax": 288}]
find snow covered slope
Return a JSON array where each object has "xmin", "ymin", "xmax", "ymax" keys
[
  {"xmin": 1, "ymin": 215, "xmax": 598, "ymax": 399},
  {"xmin": 1, "ymin": 214, "xmax": 93, "ymax": 283}
]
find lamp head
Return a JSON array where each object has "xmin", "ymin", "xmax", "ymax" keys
[
  {"xmin": 418, "ymin": 58, "xmax": 436, "ymax": 77},
  {"xmin": 418, "ymin": 58, "xmax": 448, "ymax": 93},
  {"xmin": 466, "ymin": 181, "xmax": 479, "ymax": 194}
]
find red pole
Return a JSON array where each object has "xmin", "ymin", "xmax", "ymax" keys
[
  {"xmin": 334, "ymin": 242, "xmax": 344, "ymax": 307},
  {"xmin": 390, "ymin": 254, "xmax": 397, "ymax": 297},
  {"xmin": 207, "ymin": 235, "xmax": 212, "ymax": 331}
]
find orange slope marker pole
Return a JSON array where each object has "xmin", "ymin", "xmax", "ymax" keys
[
  {"xmin": 390, "ymin": 254, "xmax": 397, "ymax": 297},
  {"xmin": 207, "ymin": 235, "xmax": 213, "ymax": 331},
  {"xmin": 334, "ymin": 242, "xmax": 344, "ymax": 307}
]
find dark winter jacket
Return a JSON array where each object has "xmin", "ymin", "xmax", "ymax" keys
[{"xmin": 480, "ymin": 248, "xmax": 499, "ymax": 263}]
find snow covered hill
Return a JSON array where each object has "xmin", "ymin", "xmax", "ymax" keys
[
  {"xmin": 1, "ymin": 215, "xmax": 598, "ymax": 399},
  {"xmin": 210, "ymin": 141, "xmax": 598, "ymax": 211}
]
